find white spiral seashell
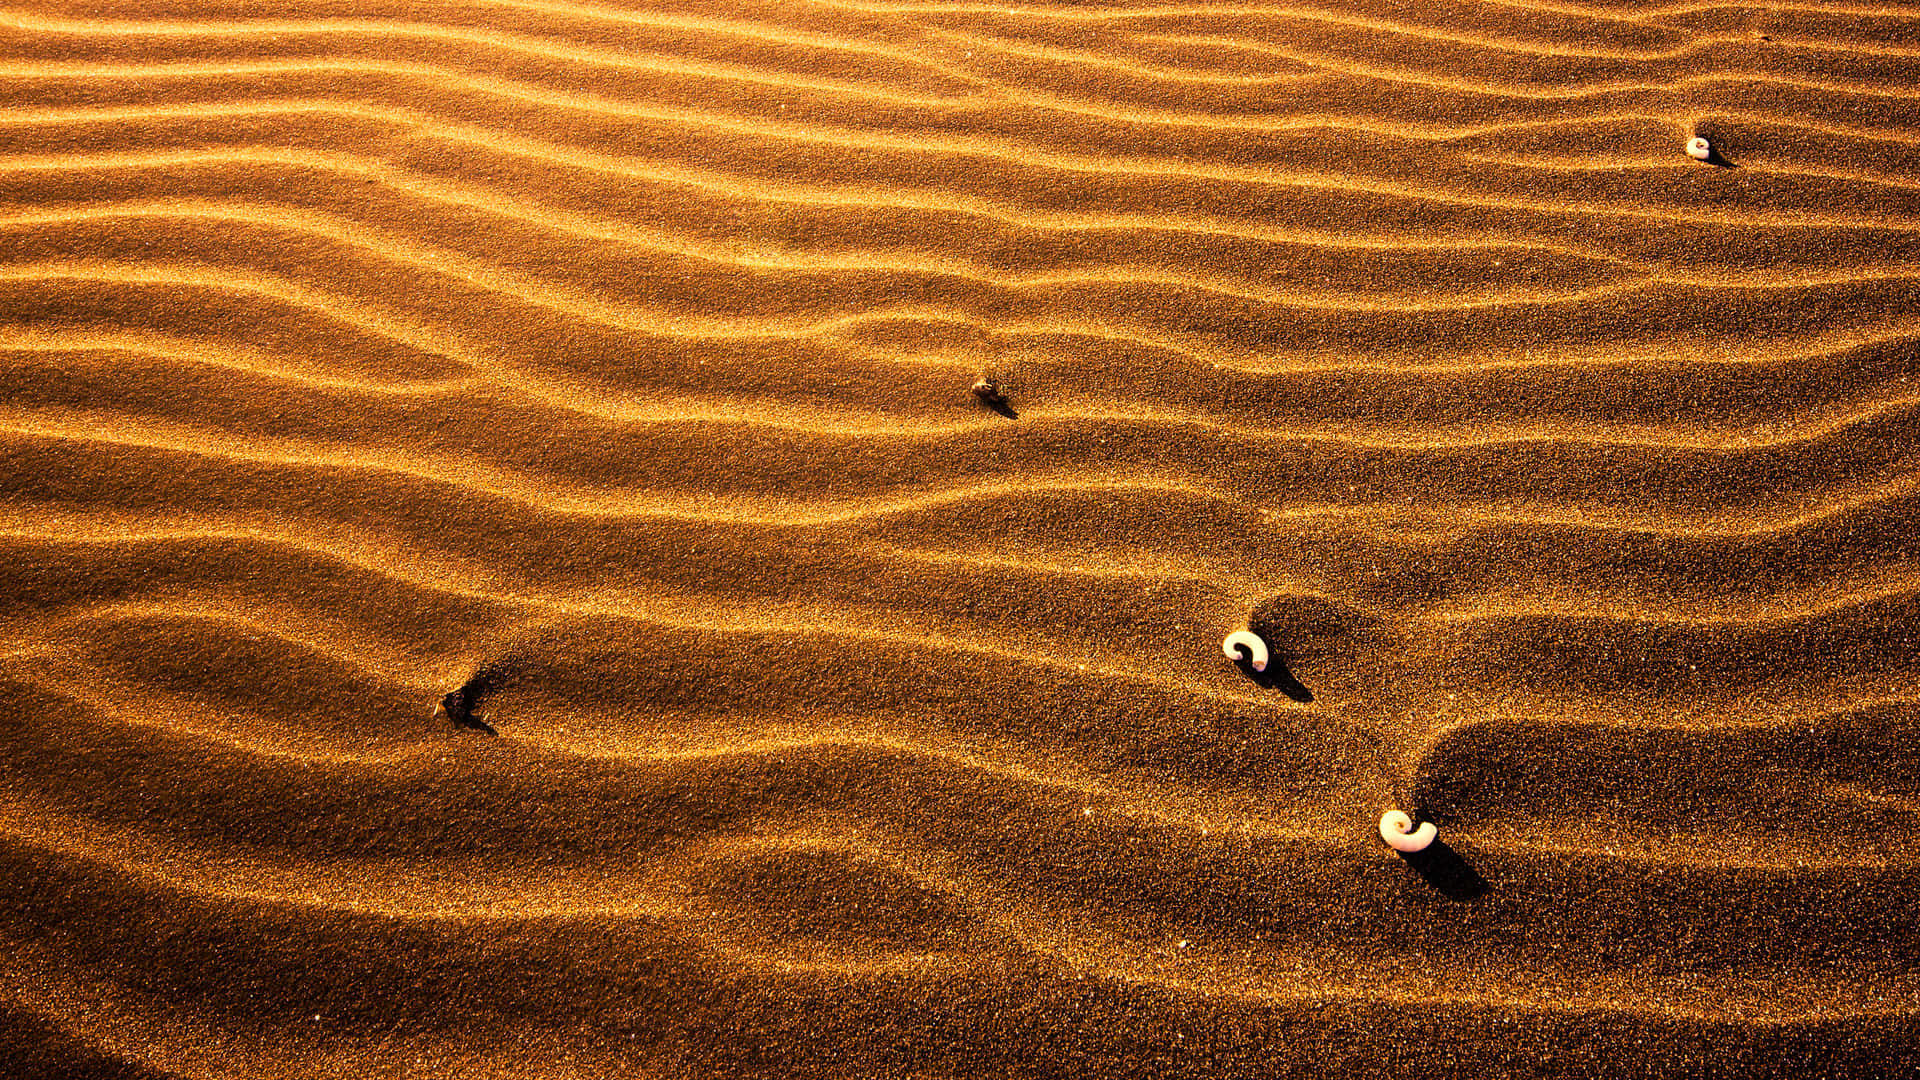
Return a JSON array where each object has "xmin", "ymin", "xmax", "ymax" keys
[
  {"xmin": 1221, "ymin": 630, "xmax": 1268, "ymax": 671},
  {"xmin": 1686, "ymin": 136, "xmax": 1712, "ymax": 161},
  {"xmin": 1378, "ymin": 810, "xmax": 1437, "ymax": 853}
]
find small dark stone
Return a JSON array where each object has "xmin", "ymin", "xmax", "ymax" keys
[{"xmin": 440, "ymin": 683, "xmax": 496, "ymax": 735}]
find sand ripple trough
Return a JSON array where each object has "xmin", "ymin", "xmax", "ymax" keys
[{"xmin": 3, "ymin": 0, "xmax": 1919, "ymax": 1075}]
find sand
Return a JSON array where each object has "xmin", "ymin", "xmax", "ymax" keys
[{"xmin": 2, "ymin": 0, "xmax": 1919, "ymax": 1075}]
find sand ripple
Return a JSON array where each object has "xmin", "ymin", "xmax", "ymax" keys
[{"xmin": 3, "ymin": 0, "xmax": 1920, "ymax": 1075}]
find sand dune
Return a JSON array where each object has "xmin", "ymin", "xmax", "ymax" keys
[{"xmin": 3, "ymin": 0, "xmax": 1919, "ymax": 1076}]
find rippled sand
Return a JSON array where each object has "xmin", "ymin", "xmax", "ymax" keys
[{"xmin": 3, "ymin": 0, "xmax": 1919, "ymax": 1076}]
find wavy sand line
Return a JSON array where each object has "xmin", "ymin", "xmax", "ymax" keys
[
  {"xmin": 0, "ymin": 261, "xmax": 495, "ymax": 362},
  {"xmin": 0, "ymin": 12, "xmax": 983, "ymax": 95},
  {"xmin": 1252, "ymin": 473, "xmax": 1920, "ymax": 537},
  {"xmin": 0, "ymin": 966, "xmax": 1905, "ymax": 1080},
  {"xmin": 12, "ymin": 605, "xmax": 467, "ymax": 688},
  {"xmin": 30, "ymin": 196, "xmax": 1920, "ymax": 310},
  {"xmin": 0, "ymin": 54, "xmax": 975, "ymax": 111},
  {"xmin": 22, "ymin": 564, "xmax": 1920, "ymax": 770},
  {"xmin": 1459, "ymin": 830, "xmax": 1903, "ymax": 871},
  {"xmin": 1115, "ymin": 32, "xmax": 1920, "ymax": 93},
  {"xmin": 821, "ymin": 311, "xmax": 1920, "ymax": 374},
  {"xmin": 0, "ymin": 524, "xmax": 1813, "ymax": 686},
  {"xmin": 16, "ymin": 371, "xmax": 1920, "ymax": 532},
  {"xmin": 1414, "ymin": 692, "xmax": 1920, "ymax": 742},
  {"xmin": 0, "ymin": 802, "xmax": 691, "ymax": 920},
  {"xmin": 1609, "ymin": 2, "xmax": 1920, "ymax": 22},
  {"xmin": 916, "ymin": 25, "xmax": 1323, "ymax": 84},
  {"xmin": 0, "ymin": 412, "xmax": 1232, "ymax": 518},
  {"xmin": 10, "ymin": 66, "xmax": 1920, "ymax": 218},
  {"xmin": 9, "ymin": 430, "xmax": 1920, "ymax": 548},
  {"xmin": 1423, "ymin": 107, "xmax": 1920, "ymax": 147},
  {"xmin": 47, "ymin": 329, "xmax": 1915, "ymax": 446},
  {"xmin": 0, "ymin": 809, "xmax": 1135, "ymax": 997},
  {"xmin": 4, "ymin": 786, "xmax": 1907, "ymax": 965},
  {"xmin": 5, "ymin": 695, "xmax": 1907, "ymax": 892},
  {"xmin": 949, "ymin": 26, "xmax": 1920, "ymax": 104},
  {"xmin": 0, "ymin": 335, "xmax": 995, "ymax": 434},
  {"xmin": 0, "ymin": 328, "xmax": 475, "ymax": 395},
  {"xmin": 18, "ymin": 259, "xmax": 1889, "ymax": 386},
  {"xmin": 11, "ymin": 256, "xmax": 1920, "ymax": 386},
  {"xmin": 637, "ymin": 0, "xmax": 1687, "ymax": 59},
  {"xmin": 28, "ymin": 655, "xmax": 1916, "ymax": 865},
  {"xmin": 11, "ymin": 118, "xmax": 1918, "ymax": 272},
  {"xmin": 3, "ymin": 668, "xmax": 1348, "ymax": 836},
  {"xmin": 801, "ymin": 0, "xmax": 1757, "ymax": 44},
  {"xmin": 0, "ymin": 525, "xmax": 536, "ymax": 615},
  {"xmin": 1421, "ymin": 579, "xmax": 1920, "ymax": 626},
  {"xmin": 811, "ymin": 0, "xmax": 1920, "ymax": 85},
  {"xmin": 19, "ymin": 679, "xmax": 1914, "ymax": 916},
  {"xmin": 27, "ymin": 42, "xmax": 1920, "ymax": 136},
  {"xmin": 20, "ymin": 410, "xmax": 1920, "ymax": 548},
  {"xmin": 3, "ymin": 668, "xmax": 471, "ymax": 767},
  {"xmin": 969, "ymin": 20, "xmax": 1920, "ymax": 66},
  {"xmin": 0, "ymin": 200, "xmax": 1668, "ymax": 314},
  {"xmin": 15, "ymin": 51, "xmax": 1911, "ymax": 155},
  {"xmin": 7, "ymin": 98, "xmax": 1920, "ymax": 234},
  {"xmin": 836, "ymin": 392, "xmax": 1920, "ymax": 453},
  {"xmin": 27, "ymin": 571, "xmax": 1920, "ymax": 716},
  {"xmin": 17, "ymin": 523, "xmax": 1920, "ymax": 666},
  {"xmin": 11, "ymin": 588, "xmax": 1282, "ymax": 707},
  {"xmin": 5, "ymin": 807, "xmax": 1911, "ymax": 1027},
  {"xmin": 1456, "ymin": 150, "xmax": 1920, "ymax": 195},
  {"xmin": 0, "ymin": 4, "xmax": 968, "ymax": 86},
  {"xmin": 1405, "ymin": 698, "xmax": 1920, "ymax": 782},
  {"xmin": 0, "ymin": 148, "xmax": 1657, "ymax": 268}
]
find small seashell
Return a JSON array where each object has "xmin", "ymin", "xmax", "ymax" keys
[
  {"xmin": 1378, "ymin": 809, "xmax": 1437, "ymax": 853},
  {"xmin": 1686, "ymin": 136, "xmax": 1712, "ymax": 161},
  {"xmin": 1221, "ymin": 629, "xmax": 1269, "ymax": 671}
]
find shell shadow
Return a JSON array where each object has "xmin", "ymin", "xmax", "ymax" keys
[
  {"xmin": 1693, "ymin": 128, "xmax": 1737, "ymax": 168},
  {"xmin": 1232, "ymin": 656, "xmax": 1313, "ymax": 703},
  {"xmin": 1399, "ymin": 838, "xmax": 1488, "ymax": 901}
]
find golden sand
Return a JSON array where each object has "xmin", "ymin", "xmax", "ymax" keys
[{"xmin": 2, "ymin": 0, "xmax": 1919, "ymax": 1075}]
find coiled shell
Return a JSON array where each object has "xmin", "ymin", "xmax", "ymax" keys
[
  {"xmin": 1221, "ymin": 630, "xmax": 1268, "ymax": 671},
  {"xmin": 1379, "ymin": 809, "xmax": 1437, "ymax": 853}
]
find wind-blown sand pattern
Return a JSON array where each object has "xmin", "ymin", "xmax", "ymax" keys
[{"xmin": 3, "ymin": 0, "xmax": 1920, "ymax": 1075}]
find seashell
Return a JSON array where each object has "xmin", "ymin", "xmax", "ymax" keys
[
  {"xmin": 1378, "ymin": 809, "xmax": 1437, "ymax": 853},
  {"xmin": 1686, "ymin": 136, "xmax": 1712, "ymax": 161},
  {"xmin": 1221, "ymin": 629, "xmax": 1269, "ymax": 671}
]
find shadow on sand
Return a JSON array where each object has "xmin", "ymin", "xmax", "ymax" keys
[
  {"xmin": 438, "ymin": 666, "xmax": 504, "ymax": 736},
  {"xmin": 1232, "ymin": 656, "xmax": 1314, "ymax": 703},
  {"xmin": 1399, "ymin": 838, "xmax": 1488, "ymax": 901}
]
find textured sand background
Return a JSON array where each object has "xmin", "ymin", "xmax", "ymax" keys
[{"xmin": 2, "ymin": 0, "xmax": 1920, "ymax": 1076}]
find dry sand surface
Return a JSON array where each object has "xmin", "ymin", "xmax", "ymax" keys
[{"xmin": 2, "ymin": 0, "xmax": 1920, "ymax": 1075}]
